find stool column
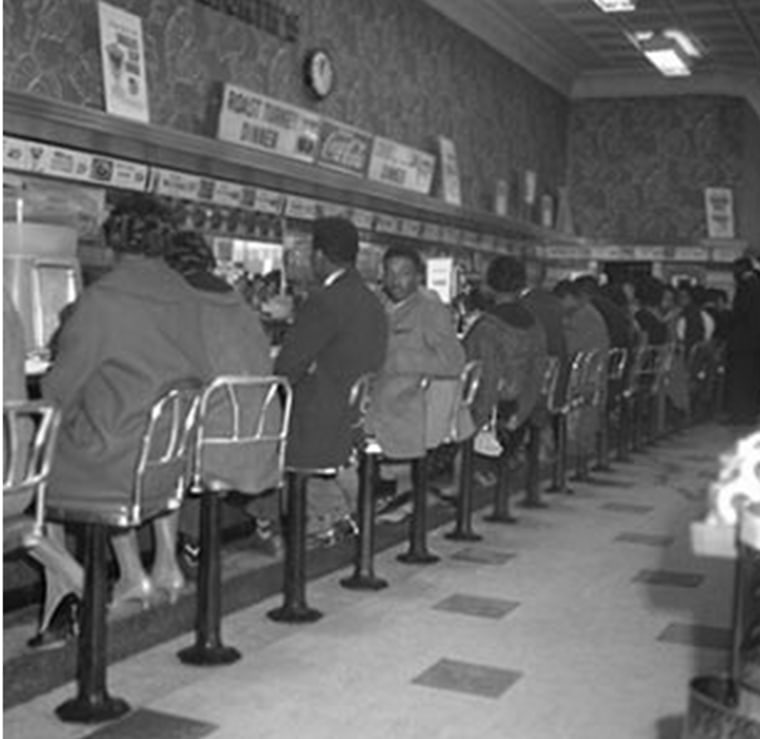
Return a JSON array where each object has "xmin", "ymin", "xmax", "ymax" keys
[
  {"xmin": 446, "ymin": 438, "xmax": 482, "ymax": 540},
  {"xmin": 57, "ymin": 524, "xmax": 129, "ymax": 723},
  {"xmin": 341, "ymin": 449, "xmax": 387, "ymax": 589},
  {"xmin": 268, "ymin": 472, "xmax": 322, "ymax": 622},
  {"xmin": 484, "ymin": 444, "xmax": 517, "ymax": 523},
  {"xmin": 520, "ymin": 423, "xmax": 547, "ymax": 508},
  {"xmin": 178, "ymin": 490, "xmax": 241, "ymax": 664},
  {"xmin": 398, "ymin": 455, "xmax": 439, "ymax": 564},
  {"xmin": 546, "ymin": 415, "xmax": 571, "ymax": 495}
]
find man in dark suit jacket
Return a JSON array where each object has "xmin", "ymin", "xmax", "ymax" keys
[{"xmin": 275, "ymin": 217, "xmax": 388, "ymax": 470}]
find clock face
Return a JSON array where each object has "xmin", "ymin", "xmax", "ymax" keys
[{"xmin": 305, "ymin": 49, "xmax": 335, "ymax": 99}]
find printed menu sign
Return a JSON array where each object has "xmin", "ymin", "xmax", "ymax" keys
[
  {"xmin": 98, "ymin": 2, "xmax": 150, "ymax": 123},
  {"xmin": 436, "ymin": 136, "xmax": 462, "ymax": 206},
  {"xmin": 316, "ymin": 119, "xmax": 373, "ymax": 177},
  {"xmin": 217, "ymin": 83, "xmax": 320, "ymax": 163},
  {"xmin": 367, "ymin": 136, "xmax": 435, "ymax": 195},
  {"xmin": 704, "ymin": 187, "xmax": 735, "ymax": 239}
]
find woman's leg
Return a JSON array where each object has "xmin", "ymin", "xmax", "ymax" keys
[
  {"xmin": 110, "ymin": 530, "xmax": 153, "ymax": 606},
  {"xmin": 151, "ymin": 512, "xmax": 184, "ymax": 601}
]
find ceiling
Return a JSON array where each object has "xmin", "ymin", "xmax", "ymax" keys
[{"xmin": 421, "ymin": 0, "xmax": 760, "ymax": 112}]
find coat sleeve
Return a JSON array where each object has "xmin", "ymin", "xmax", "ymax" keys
[
  {"xmin": 274, "ymin": 289, "xmax": 339, "ymax": 385},
  {"xmin": 420, "ymin": 299, "xmax": 466, "ymax": 377},
  {"xmin": 41, "ymin": 294, "xmax": 106, "ymax": 416},
  {"xmin": 516, "ymin": 324, "xmax": 548, "ymax": 425},
  {"xmin": 463, "ymin": 320, "xmax": 499, "ymax": 429}
]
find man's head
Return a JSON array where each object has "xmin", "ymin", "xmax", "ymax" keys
[
  {"xmin": 676, "ymin": 281, "xmax": 693, "ymax": 309},
  {"xmin": 524, "ymin": 259, "xmax": 547, "ymax": 290},
  {"xmin": 486, "ymin": 256, "xmax": 526, "ymax": 297},
  {"xmin": 382, "ymin": 245, "xmax": 424, "ymax": 303},
  {"xmin": 103, "ymin": 193, "xmax": 177, "ymax": 258},
  {"xmin": 733, "ymin": 257, "xmax": 755, "ymax": 283},
  {"xmin": 573, "ymin": 274, "xmax": 599, "ymax": 304},
  {"xmin": 311, "ymin": 217, "xmax": 359, "ymax": 281},
  {"xmin": 553, "ymin": 279, "xmax": 583, "ymax": 314}
]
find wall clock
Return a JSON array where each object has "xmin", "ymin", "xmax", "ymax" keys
[{"xmin": 304, "ymin": 49, "xmax": 335, "ymax": 100}]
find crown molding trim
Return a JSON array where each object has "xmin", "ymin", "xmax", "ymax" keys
[
  {"xmin": 571, "ymin": 69, "xmax": 760, "ymax": 118},
  {"xmin": 419, "ymin": 0, "xmax": 576, "ymax": 95}
]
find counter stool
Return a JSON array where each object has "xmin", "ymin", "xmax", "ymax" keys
[
  {"xmin": 443, "ymin": 360, "xmax": 483, "ymax": 541},
  {"xmin": 48, "ymin": 383, "xmax": 200, "ymax": 723},
  {"xmin": 651, "ymin": 343, "xmax": 675, "ymax": 441},
  {"xmin": 178, "ymin": 375, "xmax": 291, "ymax": 665},
  {"xmin": 521, "ymin": 357, "xmax": 560, "ymax": 509},
  {"xmin": 340, "ymin": 373, "xmax": 387, "ymax": 590},
  {"xmin": 546, "ymin": 352, "xmax": 586, "ymax": 496},
  {"xmin": 594, "ymin": 347, "xmax": 628, "ymax": 473},
  {"xmin": 570, "ymin": 349, "xmax": 606, "ymax": 483},
  {"xmin": 617, "ymin": 344, "xmax": 645, "ymax": 461},
  {"xmin": 268, "ymin": 378, "xmax": 366, "ymax": 622},
  {"xmin": 630, "ymin": 345, "xmax": 658, "ymax": 453}
]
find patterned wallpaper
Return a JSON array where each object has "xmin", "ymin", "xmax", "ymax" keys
[
  {"xmin": 3, "ymin": 0, "xmax": 570, "ymax": 215},
  {"xmin": 567, "ymin": 96, "xmax": 748, "ymax": 245}
]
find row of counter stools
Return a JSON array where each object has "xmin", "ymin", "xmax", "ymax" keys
[{"xmin": 3, "ymin": 340, "xmax": 726, "ymax": 724}]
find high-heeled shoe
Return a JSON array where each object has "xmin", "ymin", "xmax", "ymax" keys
[
  {"xmin": 110, "ymin": 576, "xmax": 156, "ymax": 612},
  {"xmin": 151, "ymin": 570, "xmax": 186, "ymax": 605},
  {"xmin": 27, "ymin": 592, "xmax": 80, "ymax": 649}
]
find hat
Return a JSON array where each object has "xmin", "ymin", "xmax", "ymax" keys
[{"xmin": 312, "ymin": 217, "xmax": 358, "ymax": 264}]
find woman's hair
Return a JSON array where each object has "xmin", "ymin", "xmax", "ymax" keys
[
  {"xmin": 486, "ymin": 256, "xmax": 526, "ymax": 294},
  {"xmin": 165, "ymin": 231, "xmax": 216, "ymax": 276},
  {"xmin": 103, "ymin": 193, "xmax": 177, "ymax": 258}
]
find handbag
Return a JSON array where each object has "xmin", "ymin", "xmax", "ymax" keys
[{"xmin": 473, "ymin": 406, "xmax": 503, "ymax": 458}]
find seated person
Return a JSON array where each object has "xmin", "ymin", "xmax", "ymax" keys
[
  {"xmin": 164, "ymin": 232, "xmax": 283, "ymax": 559},
  {"xmin": 465, "ymin": 257, "xmax": 548, "ymax": 450},
  {"xmin": 42, "ymin": 194, "xmax": 279, "ymax": 611},
  {"xmin": 4, "ymin": 287, "xmax": 84, "ymax": 646},
  {"xmin": 367, "ymin": 246, "xmax": 469, "ymax": 497}
]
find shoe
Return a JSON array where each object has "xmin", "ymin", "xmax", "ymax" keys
[
  {"xmin": 177, "ymin": 534, "xmax": 200, "ymax": 582},
  {"xmin": 251, "ymin": 528, "xmax": 283, "ymax": 558},
  {"xmin": 27, "ymin": 592, "xmax": 80, "ymax": 649},
  {"xmin": 152, "ymin": 570, "xmax": 186, "ymax": 605},
  {"xmin": 110, "ymin": 576, "xmax": 155, "ymax": 612}
]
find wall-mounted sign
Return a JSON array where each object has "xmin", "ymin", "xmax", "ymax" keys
[
  {"xmin": 210, "ymin": 180, "xmax": 244, "ymax": 208},
  {"xmin": 196, "ymin": 0, "xmax": 299, "ymax": 43},
  {"xmin": 421, "ymin": 222, "xmax": 443, "ymax": 242},
  {"xmin": 426, "ymin": 257, "xmax": 455, "ymax": 304},
  {"xmin": 670, "ymin": 246, "xmax": 709, "ymax": 262},
  {"xmin": 254, "ymin": 188, "xmax": 285, "ymax": 215},
  {"xmin": 524, "ymin": 170, "xmax": 537, "ymax": 205},
  {"xmin": 98, "ymin": 2, "xmax": 149, "ymax": 123},
  {"xmin": 494, "ymin": 179, "xmax": 508, "ymax": 217},
  {"xmin": 284, "ymin": 194, "xmax": 318, "ymax": 220},
  {"xmin": 316, "ymin": 118, "xmax": 372, "ymax": 177},
  {"xmin": 374, "ymin": 213, "xmax": 401, "ymax": 234},
  {"xmin": 400, "ymin": 218, "xmax": 422, "ymax": 239},
  {"xmin": 436, "ymin": 136, "xmax": 462, "ymax": 206},
  {"xmin": 462, "ymin": 230, "xmax": 480, "ymax": 249},
  {"xmin": 704, "ymin": 187, "xmax": 735, "ymax": 239},
  {"xmin": 367, "ymin": 136, "xmax": 435, "ymax": 195},
  {"xmin": 441, "ymin": 226, "xmax": 460, "ymax": 246},
  {"xmin": 350, "ymin": 208, "xmax": 375, "ymax": 231},
  {"xmin": 217, "ymin": 83, "xmax": 320, "ymax": 163},
  {"xmin": 540, "ymin": 194, "xmax": 554, "ymax": 229},
  {"xmin": 319, "ymin": 201, "xmax": 351, "ymax": 218}
]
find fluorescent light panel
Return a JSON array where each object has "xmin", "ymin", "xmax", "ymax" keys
[
  {"xmin": 630, "ymin": 29, "xmax": 701, "ymax": 77},
  {"xmin": 591, "ymin": 0, "xmax": 637, "ymax": 12}
]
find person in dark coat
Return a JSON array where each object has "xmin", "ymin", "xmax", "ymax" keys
[
  {"xmin": 633, "ymin": 278, "xmax": 668, "ymax": 346},
  {"xmin": 275, "ymin": 217, "xmax": 388, "ymax": 470},
  {"xmin": 724, "ymin": 257, "xmax": 760, "ymax": 426},
  {"xmin": 574, "ymin": 274, "xmax": 635, "ymax": 351}
]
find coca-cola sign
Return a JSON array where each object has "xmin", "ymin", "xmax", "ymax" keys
[{"xmin": 316, "ymin": 119, "xmax": 372, "ymax": 177}]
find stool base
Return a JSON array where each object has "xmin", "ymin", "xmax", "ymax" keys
[
  {"xmin": 483, "ymin": 513, "xmax": 518, "ymax": 524},
  {"xmin": 56, "ymin": 694, "xmax": 130, "ymax": 724},
  {"xmin": 267, "ymin": 605, "xmax": 323, "ymax": 623},
  {"xmin": 397, "ymin": 551, "xmax": 440, "ymax": 565},
  {"xmin": 177, "ymin": 644, "xmax": 241, "ymax": 666},
  {"xmin": 340, "ymin": 574, "xmax": 388, "ymax": 591},
  {"xmin": 445, "ymin": 530, "xmax": 483, "ymax": 542}
]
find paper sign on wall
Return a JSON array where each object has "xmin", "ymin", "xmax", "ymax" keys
[
  {"xmin": 524, "ymin": 170, "xmax": 537, "ymax": 205},
  {"xmin": 494, "ymin": 179, "xmax": 508, "ymax": 217},
  {"xmin": 367, "ymin": 136, "xmax": 435, "ymax": 195},
  {"xmin": 704, "ymin": 187, "xmax": 735, "ymax": 239},
  {"xmin": 98, "ymin": 2, "xmax": 150, "ymax": 123},
  {"xmin": 217, "ymin": 83, "xmax": 321, "ymax": 163},
  {"xmin": 436, "ymin": 136, "xmax": 462, "ymax": 206},
  {"xmin": 426, "ymin": 257, "xmax": 455, "ymax": 304}
]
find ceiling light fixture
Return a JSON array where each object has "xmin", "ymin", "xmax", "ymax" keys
[
  {"xmin": 591, "ymin": 0, "xmax": 637, "ymax": 12},
  {"xmin": 630, "ymin": 29, "xmax": 702, "ymax": 77}
]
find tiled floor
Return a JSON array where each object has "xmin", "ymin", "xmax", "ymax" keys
[{"xmin": 5, "ymin": 424, "xmax": 760, "ymax": 738}]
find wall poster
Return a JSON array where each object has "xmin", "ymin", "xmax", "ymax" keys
[
  {"xmin": 704, "ymin": 187, "xmax": 735, "ymax": 239},
  {"xmin": 98, "ymin": 2, "xmax": 150, "ymax": 123}
]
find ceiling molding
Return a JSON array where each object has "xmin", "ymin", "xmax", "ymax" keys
[
  {"xmin": 420, "ymin": 0, "xmax": 576, "ymax": 95},
  {"xmin": 572, "ymin": 69, "xmax": 760, "ymax": 118}
]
